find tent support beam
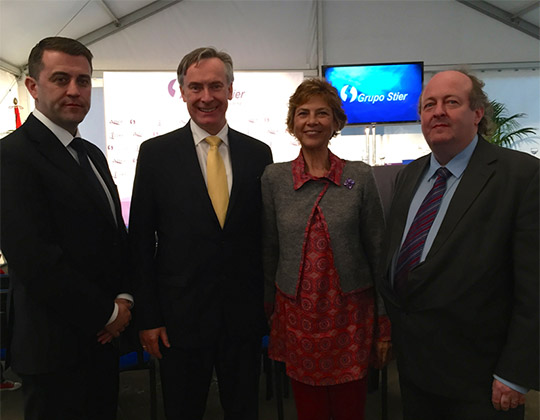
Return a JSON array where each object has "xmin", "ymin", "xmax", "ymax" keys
[
  {"xmin": 0, "ymin": 59, "xmax": 23, "ymax": 78},
  {"xmin": 456, "ymin": 0, "xmax": 540, "ymax": 40},
  {"xmin": 78, "ymin": 0, "xmax": 184, "ymax": 46},
  {"xmin": 99, "ymin": 0, "xmax": 121, "ymax": 27}
]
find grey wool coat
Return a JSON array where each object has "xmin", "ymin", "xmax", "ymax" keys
[{"xmin": 261, "ymin": 157, "xmax": 387, "ymax": 316}]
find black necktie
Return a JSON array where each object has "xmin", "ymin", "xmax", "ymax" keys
[{"xmin": 70, "ymin": 137, "xmax": 110, "ymax": 208}]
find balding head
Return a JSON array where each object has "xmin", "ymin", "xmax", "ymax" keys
[{"xmin": 419, "ymin": 70, "xmax": 485, "ymax": 165}]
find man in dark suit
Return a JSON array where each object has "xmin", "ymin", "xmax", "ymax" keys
[
  {"xmin": 0, "ymin": 37, "xmax": 132, "ymax": 420},
  {"xmin": 129, "ymin": 47, "xmax": 273, "ymax": 419},
  {"xmin": 379, "ymin": 70, "xmax": 539, "ymax": 419}
]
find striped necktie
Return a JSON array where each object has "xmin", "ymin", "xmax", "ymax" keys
[{"xmin": 394, "ymin": 167, "xmax": 451, "ymax": 296}]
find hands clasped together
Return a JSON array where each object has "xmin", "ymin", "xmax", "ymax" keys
[{"xmin": 97, "ymin": 298, "xmax": 133, "ymax": 344}]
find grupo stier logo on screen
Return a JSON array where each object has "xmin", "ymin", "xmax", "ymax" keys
[{"xmin": 340, "ymin": 85, "xmax": 409, "ymax": 104}]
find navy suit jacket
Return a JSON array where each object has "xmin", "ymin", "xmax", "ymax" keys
[
  {"xmin": 129, "ymin": 123, "xmax": 273, "ymax": 348},
  {"xmin": 379, "ymin": 137, "xmax": 539, "ymax": 399},
  {"xmin": 0, "ymin": 114, "xmax": 130, "ymax": 375}
]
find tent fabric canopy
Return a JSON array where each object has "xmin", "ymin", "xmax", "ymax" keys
[{"xmin": 0, "ymin": 0, "xmax": 538, "ymax": 77}]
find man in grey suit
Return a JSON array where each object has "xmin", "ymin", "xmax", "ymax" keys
[
  {"xmin": 379, "ymin": 70, "xmax": 538, "ymax": 419},
  {"xmin": 0, "ymin": 37, "xmax": 132, "ymax": 420}
]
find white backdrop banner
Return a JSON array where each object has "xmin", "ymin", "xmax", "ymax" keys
[{"xmin": 103, "ymin": 71, "xmax": 303, "ymax": 222}]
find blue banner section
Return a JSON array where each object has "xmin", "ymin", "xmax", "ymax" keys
[{"xmin": 324, "ymin": 62, "xmax": 423, "ymax": 125}]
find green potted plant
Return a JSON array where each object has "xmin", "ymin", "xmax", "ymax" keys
[{"xmin": 486, "ymin": 100, "xmax": 537, "ymax": 148}]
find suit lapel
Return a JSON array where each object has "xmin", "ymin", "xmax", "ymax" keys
[
  {"xmin": 386, "ymin": 156, "xmax": 430, "ymax": 269},
  {"xmin": 67, "ymin": 141, "xmax": 117, "ymax": 227},
  {"xmin": 381, "ymin": 156, "xmax": 429, "ymax": 304},
  {"xmin": 85, "ymin": 145, "xmax": 123, "ymax": 227},
  {"xmin": 175, "ymin": 124, "xmax": 222, "ymax": 226},
  {"xmin": 26, "ymin": 115, "xmax": 80, "ymax": 178},
  {"xmin": 405, "ymin": 139, "xmax": 496, "ymax": 301},
  {"xmin": 427, "ymin": 138, "xmax": 496, "ymax": 258},
  {"xmin": 26, "ymin": 115, "xmax": 117, "ymax": 227},
  {"xmin": 226, "ymin": 129, "xmax": 246, "ymax": 224},
  {"xmin": 384, "ymin": 140, "xmax": 497, "ymax": 304}
]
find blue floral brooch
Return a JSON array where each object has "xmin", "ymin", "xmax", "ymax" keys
[{"xmin": 343, "ymin": 178, "xmax": 355, "ymax": 190}]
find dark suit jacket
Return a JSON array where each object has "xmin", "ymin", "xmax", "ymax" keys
[
  {"xmin": 0, "ymin": 114, "xmax": 130, "ymax": 375},
  {"xmin": 129, "ymin": 123, "xmax": 273, "ymax": 348},
  {"xmin": 379, "ymin": 137, "xmax": 539, "ymax": 399}
]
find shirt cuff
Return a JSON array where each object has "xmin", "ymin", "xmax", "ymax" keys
[
  {"xmin": 106, "ymin": 303, "xmax": 119, "ymax": 326},
  {"xmin": 105, "ymin": 294, "xmax": 134, "ymax": 326},
  {"xmin": 116, "ymin": 293, "xmax": 134, "ymax": 308},
  {"xmin": 493, "ymin": 374, "xmax": 528, "ymax": 394}
]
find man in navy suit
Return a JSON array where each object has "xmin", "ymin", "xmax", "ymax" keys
[
  {"xmin": 130, "ymin": 47, "xmax": 273, "ymax": 419},
  {"xmin": 0, "ymin": 37, "xmax": 132, "ymax": 420},
  {"xmin": 379, "ymin": 70, "xmax": 538, "ymax": 419}
]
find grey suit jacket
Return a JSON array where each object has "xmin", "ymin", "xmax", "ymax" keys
[
  {"xmin": 379, "ymin": 137, "xmax": 539, "ymax": 398},
  {"xmin": 262, "ymin": 159, "xmax": 386, "ymax": 315}
]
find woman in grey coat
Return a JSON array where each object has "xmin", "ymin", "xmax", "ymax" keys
[{"xmin": 262, "ymin": 78, "xmax": 391, "ymax": 420}]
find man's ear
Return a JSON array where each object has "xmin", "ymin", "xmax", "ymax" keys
[
  {"xmin": 474, "ymin": 107, "xmax": 485, "ymax": 126},
  {"xmin": 179, "ymin": 85, "xmax": 187, "ymax": 103},
  {"xmin": 25, "ymin": 76, "xmax": 39, "ymax": 101}
]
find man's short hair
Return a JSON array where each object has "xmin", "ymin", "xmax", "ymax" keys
[
  {"xmin": 28, "ymin": 37, "xmax": 93, "ymax": 79},
  {"xmin": 460, "ymin": 69, "xmax": 493, "ymax": 136},
  {"xmin": 177, "ymin": 47, "xmax": 234, "ymax": 87}
]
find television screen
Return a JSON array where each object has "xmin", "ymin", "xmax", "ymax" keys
[{"xmin": 323, "ymin": 62, "xmax": 424, "ymax": 125}]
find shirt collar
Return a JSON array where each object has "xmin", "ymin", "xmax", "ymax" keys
[
  {"xmin": 190, "ymin": 119, "xmax": 229, "ymax": 147},
  {"xmin": 32, "ymin": 109, "xmax": 81, "ymax": 147},
  {"xmin": 428, "ymin": 135, "xmax": 478, "ymax": 180},
  {"xmin": 292, "ymin": 149, "xmax": 345, "ymax": 190}
]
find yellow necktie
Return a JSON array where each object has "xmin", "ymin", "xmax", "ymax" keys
[{"xmin": 205, "ymin": 136, "xmax": 229, "ymax": 227}]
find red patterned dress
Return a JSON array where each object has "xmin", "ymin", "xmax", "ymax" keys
[{"xmin": 268, "ymin": 152, "xmax": 391, "ymax": 386}]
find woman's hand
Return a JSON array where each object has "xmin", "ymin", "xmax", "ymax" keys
[
  {"xmin": 373, "ymin": 340, "xmax": 392, "ymax": 369},
  {"xmin": 264, "ymin": 302, "xmax": 274, "ymax": 321}
]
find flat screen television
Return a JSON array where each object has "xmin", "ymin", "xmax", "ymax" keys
[{"xmin": 322, "ymin": 62, "xmax": 424, "ymax": 125}]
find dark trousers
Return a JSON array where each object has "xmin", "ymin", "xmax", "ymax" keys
[
  {"xmin": 19, "ymin": 342, "xmax": 119, "ymax": 420},
  {"xmin": 291, "ymin": 376, "xmax": 368, "ymax": 420},
  {"xmin": 159, "ymin": 334, "xmax": 262, "ymax": 420},
  {"xmin": 399, "ymin": 375, "xmax": 525, "ymax": 420}
]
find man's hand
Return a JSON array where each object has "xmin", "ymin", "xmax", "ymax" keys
[
  {"xmin": 139, "ymin": 327, "xmax": 170, "ymax": 359},
  {"xmin": 103, "ymin": 298, "xmax": 132, "ymax": 337},
  {"xmin": 492, "ymin": 379, "xmax": 526, "ymax": 411},
  {"xmin": 97, "ymin": 329, "xmax": 114, "ymax": 344}
]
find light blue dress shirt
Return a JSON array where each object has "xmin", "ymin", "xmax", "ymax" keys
[{"xmin": 398, "ymin": 135, "xmax": 478, "ymax": 259}]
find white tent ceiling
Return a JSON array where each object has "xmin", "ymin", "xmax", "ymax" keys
[
  {"xmin": 1, "ymin": 0, "xmax": 320, "ymax": 75},
  {"xmin": 0, "ymin": 0, "xmax": 538, "ymax": 77},
  {"xmin": 0, "ymin": 0, "xmax": 170, "ymax": 74}
]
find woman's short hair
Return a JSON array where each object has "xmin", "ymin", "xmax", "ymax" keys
[{"xmin": 286, "ymin": 78, "xmax": 347, "ymax": 137}]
